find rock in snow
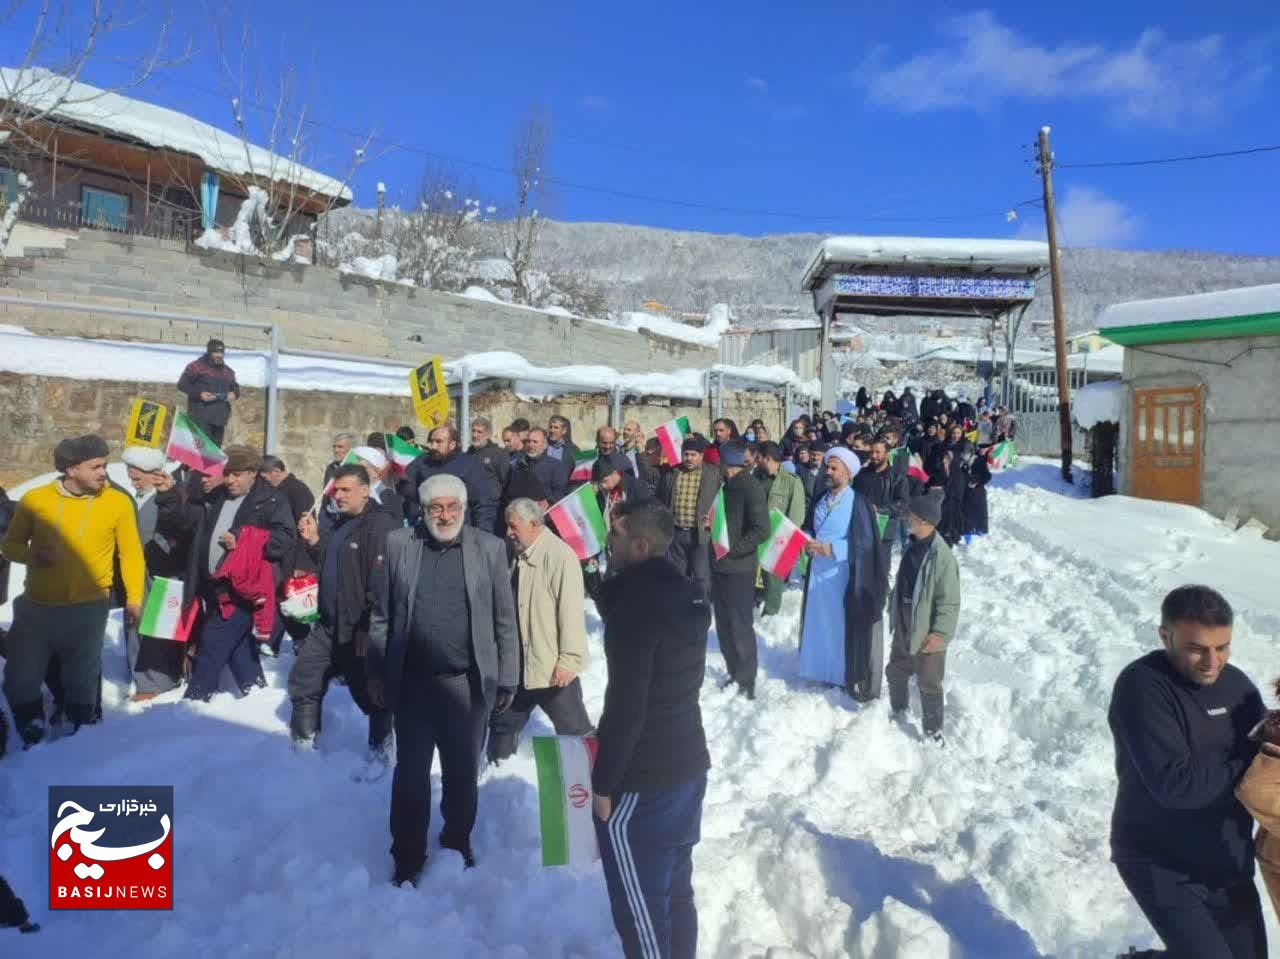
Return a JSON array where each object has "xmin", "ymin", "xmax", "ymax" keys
[{"xmin": 2, "ymin": 460, "xmax": 1280, "ymax": 957}]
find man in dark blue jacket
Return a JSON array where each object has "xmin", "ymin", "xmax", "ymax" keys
[
  {"xmin": 403, "ymin": 425, "xmax": 497, "ymax": 532},
  {"xmin": 1108, "ymin": 584, "xmax": 1266, "ymax": 959},
  {"xmin": 512, "ymin": 427, "xmax": 571, "ymax": 506},
  {"xmin": 176, "ymin": 339, "xmax": 240, "ymax": 446},
  {"xmin": 593, "ymin": 500, "xmax": 710, "ymax": 959}
]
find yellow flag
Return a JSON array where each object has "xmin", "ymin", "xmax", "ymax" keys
[
  {"xmin": 964, "ymin": 429, "xmax": 979, "ymax": 444},
  {"xmin": 409, "ymin": 357, "xmax": 450, "ymax": 430},
  {"xmin": 125, "ymin": 398, "xmax": 169, "ymax": 448}
]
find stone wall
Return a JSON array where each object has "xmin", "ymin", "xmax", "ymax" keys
[
  {"xmin": 0, "ymin": 228, "xmax": 716, "ymax": 371},
  {"xmin": 0, "ymin": 371, "xmax": 782, "ymax": 493}
]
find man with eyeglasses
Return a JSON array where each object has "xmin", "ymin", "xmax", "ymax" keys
[{"xmin": 368, "ymin": 473, "xmax": 518, "ymax": 886}]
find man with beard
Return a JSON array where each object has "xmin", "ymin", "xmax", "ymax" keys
[
  {"xmin": 853, "ymin": 439, "xmax": 909, "ymax": 548},
  {"xmin": 176, "ymin": 338, "xmax": 239, "ymax": 446},
  {"xmin": 288, "ymin": 464, "xmax": 400, "ymax": 778},
  {"xmin": 467, "ymin": 417, "xmax": 510, "ymax": 528},
  {"xmin": 404, "ymin": 425, "xmax": 496, "ymax": 532},
  {"xmin": 369, "ymin": 474, "xmax": 517, "ymax": 884},
  {"xmin": 513, "ymin": 427, "xmax": 571, "ymax": 506},
  {"xmin": 1, "ymin": 435, "xmax": 144, "ymax": 744},
  {"xmin": 656, "ymin": 435, "xmax": 721, "ymax": 600}
]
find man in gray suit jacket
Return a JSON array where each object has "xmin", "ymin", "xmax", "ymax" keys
[{"xmin": 368, "ymin": 473, "xmax": 518, "ymax": 885}]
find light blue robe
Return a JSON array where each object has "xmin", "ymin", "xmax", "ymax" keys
[{"xmin": 799, "ymin": 486, "xmax": 854, "ymax": 686}]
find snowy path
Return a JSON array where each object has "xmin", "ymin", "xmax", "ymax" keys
[{"xmin": 3, "ymin": 459, "xmax": 1280, "ymax": 957}]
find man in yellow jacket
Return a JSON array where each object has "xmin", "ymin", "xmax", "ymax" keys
[
  {"xmin": 488, "ymin": 497, "xmax": 591, "ymax": 763},
  {"xmin": 1, "ymin": 434, "xmax": 144, "ymax": 745}
]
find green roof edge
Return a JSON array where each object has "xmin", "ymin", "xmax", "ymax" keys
[{"xmin": 1101, "ymin": 311, "xmax": 1280, "ymax": 346}]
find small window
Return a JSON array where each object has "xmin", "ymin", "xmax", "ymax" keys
[
  {"xmin": 81, "ymin": 185, "xmax": 130, "ymax": 231},
  {"xmin": 0, "ymin": 167, "xmax": 20, "ymax": 206}
]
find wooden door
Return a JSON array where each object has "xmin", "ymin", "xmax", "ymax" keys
[{"xmin": 1131, "ymin": 385, "xmax": 1203, "ymax": 506}]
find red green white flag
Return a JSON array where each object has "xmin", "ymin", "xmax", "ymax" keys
[
  {"xmin": 532, "ymin": 735, "xmax": 599, "ymax": 867},
  {"xmin": 569, "ymin": 450, "xmax": 597, "ymax": 483},
  {"xmin": 989, "ymin": 440, "xmax": 1017, "ymax": 469},
  {"xmin": 709, "ymin": 488, "xmax": 730, "ymax": 560},
  {"xmin": 546, "ymin": 484, "xmax": 609, "ymax": 560},
  {"xmin": 654, "ymin": 415, "xmax": 691, "ymax": 465},
  {"xmin": 383, "ymin": 434, "xmax": 419, "ymax": 475},
  {"xmin": 166, "ymin": 412, "xmax": 227, "ymax": 476},
  {"xmin": 907, "ymin": 452, "xmax": 929, "ymax": 484},
  {"xmin": 757, "ymin": 509, "xmax": 809, "ymax": 579},
  {"xmin": 138, "ymin": 577, "xmax": 185, "ymax": 640},
  {"xmin": 322, "ymin": 450, "xmax": 362, "ymax": 499}
]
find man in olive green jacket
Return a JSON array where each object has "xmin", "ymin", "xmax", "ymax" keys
[
  {"xmin": 488, "ymin": 497, "xmax": 592, "ymax": 762},
  {"xmin": 755, "ymin": 442, "xmax": 806, "ymax": 616},
  {"xmin": 887, "ymin": 492, "xmax": 961, "ymax": 741}
]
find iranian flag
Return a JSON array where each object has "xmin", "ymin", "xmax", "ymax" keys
[
  {"xmin": 139, "ymin": 577, "xmax": 185, "ymax": 640},
  {"xmin": 384, "ymin": 434, "xmax": 419, "ymax": 475},
  {"xmin": 653, "ymin": 415, "xmax": 691, "ymax": 465},
  {"xmin": 166, "ymin": 412, "xmax": 226, "ymax": 476},
  {"xmin": 907, "ymin": 452, "xmax": 929, "ymax": 484},
  {"xmin": 757, "ymin": 509, "xmax": 809, "ymax": 579},
  {"xmin": 322, "ymin": 450, "xmax": 362, "ymax": 498},
  {"xmin": 709, "ymin": 488, "xmax": 731, "ymax": 560},
  {"xmin": 545, "ymin": 484, "xmax": 608, "ymax": 560},
  {"xmin": 569, "ymin": 450, "xmax": 597, "ymax": 483},
  {"xmin": 532, "ymin": 736, "xmax": 599, "ymax": 867},
  {"xmin": 989, "ymin": 440, "xmax": 1017, "ymax": 469}
]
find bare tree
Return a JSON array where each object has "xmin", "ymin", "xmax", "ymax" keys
[
  {"xmin": 387, "ymin": 167, "xmax": 488, "ymax": 289},
  {"xmin": 504, "ymin": 111, "xmax": 550, "ymax": 305},
  {"xmin": 201, "ymin": 14, "xmax": 378, "ymax": 258}
]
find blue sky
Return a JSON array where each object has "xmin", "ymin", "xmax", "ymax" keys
[{"xmin": 5, "ymin": 0, "xmax": 1279, "ymax": 253}]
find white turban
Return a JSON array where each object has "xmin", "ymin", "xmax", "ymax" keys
[
  {"xmin": 825, "ymin": 446, "xmax": 862, "ymax": 480},
  {"xmin": 352, "ymin": 446, "xmax": 387, "ymax": 471},
  {"xmin": 121, "ymin": 446, "xmax": 167, "ymax": 472}
]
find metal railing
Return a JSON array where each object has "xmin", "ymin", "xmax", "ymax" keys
[{"xmin": 15, "ymin": 193, "xmax": 197, "ymax": 246}]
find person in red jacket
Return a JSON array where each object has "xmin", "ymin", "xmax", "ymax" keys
[{"xmin": 177, "ymin": 339, "xmax": 239, "ymax": 446}]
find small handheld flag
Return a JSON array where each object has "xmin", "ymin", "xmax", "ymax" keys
[
  {"xmin": 125, "ymin": 398, "xmax": 168, "ymax": 449},
  {"xmin": 166, "ymin": 412, "xmax": 227, "ymax": 476},
  {"xmin": 757, "ymin": 509, "xmax": 810, "ymax": 580},
  {"xmin": 653, "ymin": 416, "xmax": 691, "ymax": 465},
  {"xmin": 569, "ymin": 450, "xmax": 597, "ymax": 483},
  {"xmin": 138, "ymin": 577, "xmax": 185, "ymax": 640},
  {"xmin": 384, "ymin": 434, "xmax": 419, "ymax": 475},
  {"xmin": 709, "ymin": 489, "xmax": 730, "ymax": 560},
  {"xmin": 533, "ymin": 736, "xmax": 599, "ymax": 867},
  {"xmin": 409, "ymin": 357, "xmax": 450, "ymax": 429},
  {"xmin": 988, "ymin": 441, "xmax": 1017, "ymax": 469},
  {"xmin": 545, "ymin": 485, "xmax": 609, "ymax": 560}
]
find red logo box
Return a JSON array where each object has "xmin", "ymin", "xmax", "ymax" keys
[{"xmin": 48, "ymin": 786, "xmax": 173, "ymax": 910}]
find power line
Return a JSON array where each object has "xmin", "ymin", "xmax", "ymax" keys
[
  {"xmin": 106, "ymin": 67, "xmax": 1036, "ymax": 225},
  {"xmin": 1056, "ymin": 144, "xmax": 1280, "ymax": 170}
]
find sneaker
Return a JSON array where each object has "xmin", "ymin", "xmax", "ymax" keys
[
  {"xmin": 926, "ymin": 730, "xmax": 946, "ymax": 746},
  {"xmin": 353, "ymin": 742, "xmax": 393, "ymax": 783},
  {"xmin": 440, "ymin": 835, "xmax": 476, "ymax": 868},
  {"xmin": 129, "ymin": 692, "xmax": 160, "ymax": 703},
  {"xmin": 718, "ymin": 677, "xmax": 737, "ymax": 691},
  {"xmin": 238, "ymin": 676, "xmax": 269, "ymax": 696},
  {"xmin": 291, "ymin": 735, "xmax": 317, "ymax": 752}
]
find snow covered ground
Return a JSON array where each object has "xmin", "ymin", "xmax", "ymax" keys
[{"xmin": 2, "ymin": 459, "xmax": 1280, "ymax": 957}]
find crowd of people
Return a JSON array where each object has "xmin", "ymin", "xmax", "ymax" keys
[{"xmin": 2, "ymin": 343, "xmax": 1265, "ymax": 958}]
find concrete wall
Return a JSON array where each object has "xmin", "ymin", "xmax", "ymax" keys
[
  {"xmin": 0, "ymin": 230, "xmax": 716, "ymax": 371},
  {"xmin": 1119, "ymin": 335, "xmax": 1279, "ymax": 531},
  {"xmin": 0, "ymin": 370, "xmax": 780, "ymax": 493}
]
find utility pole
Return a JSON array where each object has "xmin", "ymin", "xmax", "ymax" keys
[{"xmin": 1036, "ymin": 126, "xmax": 1073, "ymax": 483}]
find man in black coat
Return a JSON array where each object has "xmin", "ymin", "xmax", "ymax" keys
[
  {"xmin": 512, "ymin": 427, "xmax": 572, "ymax": 507},
  {"xmin": 1108, "ymin": 585, "xmax": 1266, "ymax": 959},
  {"xmin": 467, "ymin": 417, "xmax": 511, "ymax": 529},
  {"xmin": 709, "ymin": 441, "xmax": 770, "ymax": 699},
  {"xmin": 404, "ymin": 425, "xmax": 497, "ymax": 532},
  {"xmin": 176, "ymin": 338, "xmax": 240, "ymax": 446},
  {"xmin": 853, "ymin": 440, "xmax": 909, "ymax": 541},
  {"xmin": 656, "ymin": 436, "xmax": 721, "ymax": 600},
  {"xmin": 592, "ymin": 500, "xmax": 711, "ymax": 959},
  {"xmin": 546, "ymin": 415, "xmax": 580, "ymax": 466},
  {"xmin": 162, "ymin": 446, "xmax": 296, "ymax": 701},
  {"xmin": 287, "ymin": 464, "xmax": 400, "ymax": 774}
]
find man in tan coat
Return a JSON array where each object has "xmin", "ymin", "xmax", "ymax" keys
[{"xmin": 488, "ymin": 498, "xmax": 592, "ymax": 763}]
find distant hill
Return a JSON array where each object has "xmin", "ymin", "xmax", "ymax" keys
[{"xmin": 325, "ymin": 209, "xmax": 1280, "ymax": 341}]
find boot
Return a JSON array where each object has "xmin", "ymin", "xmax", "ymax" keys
[
  {"xmin": 65, "ymin": 702, "xmax": 100, "ymax": 733},
  {"xmin": 440, "ymin": 834, "xmax": 476, "ymax": 868},
  {"xmin": 392, "ymin": 857, "xmax": 425, "ymax": 887},
  {"xmin": 12, "ymin": 701, "xmax": 45, "ymax": 749},
  {"xmin": 888, "ymin": 683, "xmax": 909, "ymax": 717},
  {"xmin": 289, "ymin": 699, "xmax": 321, "ymax": 745},
  {"xmin": 921, "ymin": 691, "xmax": 944, "ymax": 740}
]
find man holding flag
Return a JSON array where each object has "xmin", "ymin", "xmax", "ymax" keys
[
  {"xmin": 755, "ymin": 442, "xmax": 806, "ymax": 618},
  {"xmin": 593, "ymin": 500, "xmax": 711, "ymax": 959},
  {"xmin": 709, "ymin": 441, "xmax": 770, "ymax": 699}
]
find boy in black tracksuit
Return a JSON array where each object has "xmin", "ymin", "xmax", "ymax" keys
[
  {"xmin": 1108, "ymin": 585, "xmax": 1266, "ymax": 958},
  {"xmin": 287, "ymin": 465, "xmax": 400, "ymax": 761},
  {"xmin": 593, "ymin": 501, "xmax": 711, "ymax": 959}
]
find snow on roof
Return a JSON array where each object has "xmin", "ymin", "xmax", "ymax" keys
[
  {"xmin": 0, "ymin": 67, "xmax": 352, "ymax": 202},
  {"xmin": 802, "ymin": 235, "xmax": 1050, "ymax": 290},
  {"xmin": 1098, "ymin": 284, "xmax": 1280, "ymax": 331},
  {"xmin": 1073, "ymin": 380, "xmax": 1123, "ymax": 428},
  {"xmin": 0, "ymin": 323, "xmax": 809, "ymax": 403}
]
